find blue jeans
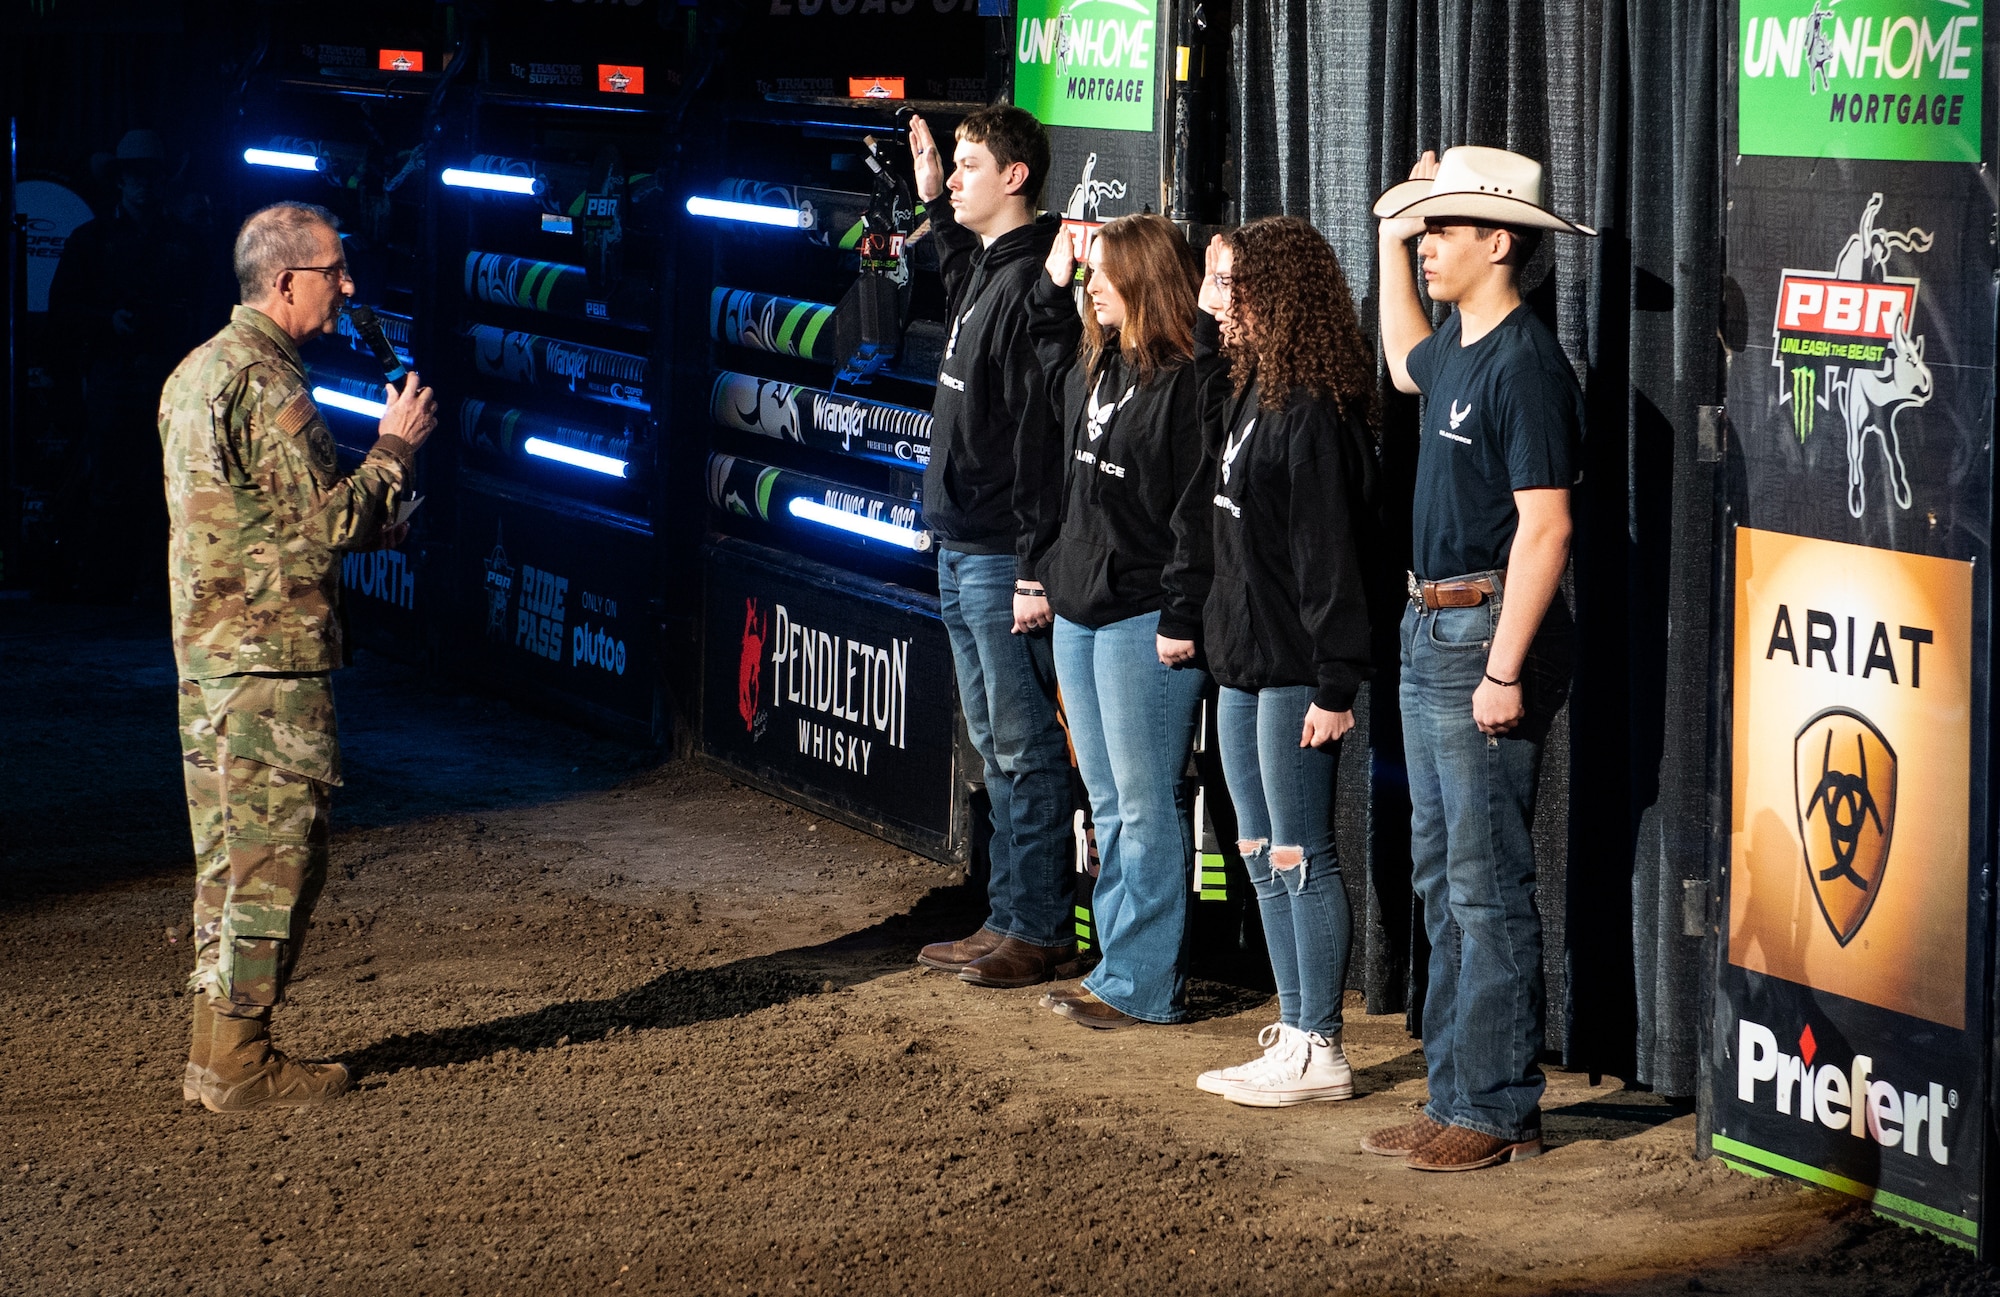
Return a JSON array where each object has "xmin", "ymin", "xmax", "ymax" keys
[
  {"xmin": 1215, "ymin": 684, "xmax": 1351, "ymax": 1039},
  {"xmin": 937, "ymin": 549, "xmax": 1074, "ymax": 947},
  {"xmin": 1401, "ymin": 583, "xmax": 1572, "ymax": 1142},
  {"xmin": 1052, "ymin": 611, "xmax": 1205, "ymax": 1023}
]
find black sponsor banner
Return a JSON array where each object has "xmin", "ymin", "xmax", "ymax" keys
[
  {"xmin": 467, "ymin": 325, "xmax": 650, "ymax": 411},
  {"xmin": 702, "ymin": 539, "xmax": 961, "ymax": 850},
  {"xmin": 464, "ymin": 250, "xmax": 651, "ymax": 329},
  {"xmin": 710, "ymin": 370, "xmax": 932, "ymax": 468},
  {"xmin": 455, "ymin": 471, "xmax": 658, "ymax": 733},
  {"xmin": 1711, "ymin": 26, "xmax": 1996, "ymax": 1250},
  {"xmin": 705, "ymin": 452, "xmax": 931, "ymax": 564}
]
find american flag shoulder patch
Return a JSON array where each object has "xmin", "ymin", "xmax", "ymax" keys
[{"xmin": 275, "ymin": 390, "xmax": 318, "ymax": 437}]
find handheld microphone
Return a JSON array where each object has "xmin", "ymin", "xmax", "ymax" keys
[{"xmin": 347, "ymin": 304, "xmax": 410, "ymax": 389}]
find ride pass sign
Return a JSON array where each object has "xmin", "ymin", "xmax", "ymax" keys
[{"xmin": 1738, "ymin": 0, "xmax": 1983, "ymax": 162}]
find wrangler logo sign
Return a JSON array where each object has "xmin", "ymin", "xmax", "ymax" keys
[{"xmin": 1729, "ymin": 529, "xmax": 1971, "ymax": 1028}]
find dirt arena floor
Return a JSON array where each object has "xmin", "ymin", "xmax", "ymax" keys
[{"xmin": 5, "ymin": 605, "xmax": 2000, "ymax": 1296}]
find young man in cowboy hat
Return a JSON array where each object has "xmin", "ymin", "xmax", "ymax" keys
[{"xmin": 1366, "ymin": 147, "xmax": 1593, "ymax": 1172}]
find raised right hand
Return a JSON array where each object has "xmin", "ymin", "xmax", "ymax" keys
[
  {"xmin": 1044, "ymin": 232, "xmax": 1077, "ymax": 287},
  {"xmin": 908, "ymin": 115, "xmax": 944, "ymax": 204},
  {"xmin": 378, "ymin": 370, "xmax": 438, "ymax": 452},
  {"xmin": 1197, "ymin": 234, "xmax": 1230, "ymax": 317},
  {"xmin": 1378, "ymin": 151, "xmax": 1439, "ymax": 244}
]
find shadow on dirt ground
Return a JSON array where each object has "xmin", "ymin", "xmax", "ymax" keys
[{"xmin": 4, "ymin": 603, "xmax": 2000, "ymax": 1296}]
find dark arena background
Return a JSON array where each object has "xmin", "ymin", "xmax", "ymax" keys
[{"xmin": 4, "ymin": 1, "xmax": 2000, "ymax": 1293}]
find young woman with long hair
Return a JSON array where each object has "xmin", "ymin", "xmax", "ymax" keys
[
  {"xmin": 1024, "ymin": 213, "xmax": 1220, "ymax": 1029},
  {"xmin": 1177, "ymin": 215, "xmax": 1378, "ymax": 1102}
]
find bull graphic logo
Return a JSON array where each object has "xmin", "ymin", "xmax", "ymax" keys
[
  {"xmin": 1772, "ymin": 193, "xmax": 1934, "ymax": 519},
  {"xmin": 738, "ymin": 598, "xmax": 769, "ymax": 737},
  {"xmin": 1062, "ymin": 153, "xmax": 1127, "ymax": 223},
  {"xmin": 1793, "ymin": 707, "xmax": 1897, "ymax": 946},
  {"xmin": 482, "ymin": 524, "xmax": 515, "ymax": 640}
]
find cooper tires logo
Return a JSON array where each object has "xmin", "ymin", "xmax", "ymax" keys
[{"xmin": 1794, "ymin": 706, "xmax": 1897, "ymax": 946}]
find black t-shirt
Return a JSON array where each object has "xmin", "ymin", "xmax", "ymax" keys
[{"xmin": 1405, "ymin": 305, "xmax": 1583, "ymax": 580}]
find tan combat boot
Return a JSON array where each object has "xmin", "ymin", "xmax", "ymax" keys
[
  {"xmin": 199, "ymin": 1011, "xmax": 352, "ymax": 1113},
  {"xmin": 183, "ymin": 996, "xmax": 217, "ymax": 1102}
]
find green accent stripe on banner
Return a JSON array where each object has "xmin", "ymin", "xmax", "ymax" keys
[
  {"xmin": 776, "ymin": 301, "xmax": 812, "ymax": 354},
  {"xmin": 797, "ymin": 306, "xmax": 833, "ymax": 361},
  {"xmin": 837, "ymin": 219, "xmax": 867, "ymax": 250},
  {"xmin": 514, "ymin": 261, "xmax": 544, "ymax": 309},
  {"xmin": 1710, "ymin": 1135, "xmax": 1976, "ymax": 1246},
  {"xmin": 755, "ymin": 466, "xmax": 780, "ymax": 521},
  {"xmin": 535, "ymin": 264, "xmax": 562, "ymax": 313}
]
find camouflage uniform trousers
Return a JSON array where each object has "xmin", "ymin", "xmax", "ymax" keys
[{"xmin": 177, "ymin": 672, "xmax": 342, "ymax": 1014}]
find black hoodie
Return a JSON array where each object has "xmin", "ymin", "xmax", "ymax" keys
[
  {"xmin": 920, "ymin": 201, "xmax": 1064, "ymax": 579},
  {"xmin": 1024, "ymin": 273, "xmax": 1222, "ymax": 637},
  {"xmin": 1177, "ymin": 313, "xmax": 1376, "ymax": 712}
]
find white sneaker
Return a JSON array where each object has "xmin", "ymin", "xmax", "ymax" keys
[
  {"xmin": 1195, "ymin": 1023, "xmax": 1294, "ymax": 1095},
  {"xmin": 1219, "ymin": 1030, "xmax": 1354, "ymax": 1107}
]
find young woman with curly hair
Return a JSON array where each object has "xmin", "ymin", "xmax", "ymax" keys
[
  {"xmin": 1174, "ymin": 215, "xmax": 1378, "ymax": 1104},
  {"xmin": 1022, "ymin": 213, "xmax": 1224, "ymax": 1030}
]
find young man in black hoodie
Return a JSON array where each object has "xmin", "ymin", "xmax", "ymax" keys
[{"xmin": 907, "ymin": 108, "xmax": 1076, "ymax": 989}]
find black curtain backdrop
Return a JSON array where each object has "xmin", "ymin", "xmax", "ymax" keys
[{"xmin": 1232, "ymin": 0, "xmax": 1720, "ymax": 1096}]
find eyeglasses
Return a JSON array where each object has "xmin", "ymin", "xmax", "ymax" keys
[
  {"xmin": 1209, "ymin": 273, "xmax": 1233, "ymax": 289},
  {"xmin": 284, "ymin": 263, "xmax": 353, "ymax": 284}
]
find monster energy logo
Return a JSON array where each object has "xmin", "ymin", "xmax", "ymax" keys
[{"xmin": 1790, "ymin": 365, "xmax": 1817, "ymax": 443}]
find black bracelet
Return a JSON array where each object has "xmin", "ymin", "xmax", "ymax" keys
[
  {"xmin": 1484, "ymin": 672, "xmax": 1521, "ymax": 688},
  {"xmin": 1015, "ymin": 584, "xmax": 1046, "ymax": 597}
]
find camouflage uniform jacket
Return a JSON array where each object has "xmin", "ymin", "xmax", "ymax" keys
[{"xmin": 160, "ymin": 305, "xmax": 414, "ymax": 679}]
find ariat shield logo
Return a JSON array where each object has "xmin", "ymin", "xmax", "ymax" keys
[{"xmin": 1793, "ymin": 706, "xmax": 1897, "ymax": 945}]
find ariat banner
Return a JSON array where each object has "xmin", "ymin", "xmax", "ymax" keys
[
  {"xmin": 1728, "ymin": 528, "xmax": 1972, "ymax": 1028},
  {"xmin": 1716, "ymin": 67, "xmax": 1996, "ymax": 1242},
  {"xmin": 1738, "ymin": 0, "xmax": 1983, "ymax": 161},
  {"xmin": 1013, "ymin": 0, "xmax": 1159, "ymax": 133}
]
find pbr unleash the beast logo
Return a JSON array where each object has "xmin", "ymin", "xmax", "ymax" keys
[{"xmin": 1772, "ymin": 192, "xmax": 1934, "ymax": 518}]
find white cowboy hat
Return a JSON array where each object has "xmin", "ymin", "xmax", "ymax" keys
[
  {"xmin": 1373, "ymin": 145, "xmax": 1596, "ymax": 236},
  {"xmin": 90, "ymin": 129, "xmax": 179, "ymax": 182}
]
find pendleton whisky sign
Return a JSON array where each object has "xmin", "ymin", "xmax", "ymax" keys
[{"xmin": 1738, "ymin": 0, "xmax": 1983, "ymax": 162}]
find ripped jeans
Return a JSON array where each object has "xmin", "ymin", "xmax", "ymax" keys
[{"xmin": 1215, "ymin": 684, "xmax": 1351, "ymax": 1039}]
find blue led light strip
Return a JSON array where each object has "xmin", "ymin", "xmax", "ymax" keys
[
  {"xmin": 243, "ymin": 147, "xmax": 324, "ymax": 172},
  {"xmin": 313, "ymin": 386, "xmax": 387, "ymax": 419},
  {"xmin": 685, "ymin": 196, "xmax": 805, "ymax": 229},
  {"xmin": 441, "ymin": 167, "xmax": 541, "ymax": 196},
  {"xmin": 787, "ymin": 497, "xmax": 930, "ymax": 550},
  {"xmin": 523, "ymin": 436, "xmax": 629, "ymax": 479}
]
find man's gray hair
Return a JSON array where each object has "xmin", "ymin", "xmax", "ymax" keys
[{"xmin": 233, "ymin": 202, "xmax": 341, "ymax": 303}]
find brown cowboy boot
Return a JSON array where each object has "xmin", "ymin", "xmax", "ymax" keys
[
  {"xmin": 1360, "ymin": 1112, "xmax": 1451, "ymax": 1157},
  {"xmin": 199, "ymin": 1011, "xmax": 352, "ymax": 1113},
  {"xmin": 1404, "ymin": 1124, "xmax": 1543, "ymax": 1172},
  {"xmin": 183, "ymin": 996, "xmax": 217, "ymax": 1102},
  {"xmin": 957, "ymin": 936, "xmax": 1082, "ymax": 989},
  {"xmin": 916, "ymin": 926, "xmax": 1005, "ymax": 972}
]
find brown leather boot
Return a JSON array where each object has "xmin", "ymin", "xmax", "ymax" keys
[
  {"xmin": 916, "ymin": 926, "xmax": 1005, "ymax": 972},
  {"xmin": 958, "ymin": 936, "xmax": 1082, "ymax": 989},
  {"xmin": 1404, "ymin": 1124, "xmax": 1543, "ymax": 1172},
  {"xmin": 199, "ymin": 1012, "xmax": 352, "ymax": 1113},
  {"xmin": 1360, "ymin": 1112, "xmax": 1450, "ymax": 1157},
  {"xmin": 183, "ymin": 996, "xmax": 217, "ymax": 1102},
  {"xmin": 1047, "ymin": 990, "xmax": 1138, "ymax": 1030}
]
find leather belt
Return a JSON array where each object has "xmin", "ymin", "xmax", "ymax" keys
[{"xmin": 1408, "ymin": 571, "xmax": 1502, "ymax": 610}]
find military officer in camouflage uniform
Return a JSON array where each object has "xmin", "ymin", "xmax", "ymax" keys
[{"xmin": 161, "ymin": 201, "xmax": 436, "ymax": 1112}]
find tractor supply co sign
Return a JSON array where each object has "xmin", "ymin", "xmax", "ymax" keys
[
  {"xmin": 1739, "ymin": 0, "xmax": 1983, "ymax": 161},
  {"xmin": 702, "ymin": 543, "xmax": 958, "ymax": 845},
  {"xmin": 1014, "ymin": 0, "xmax": 1159, "ymax": 133}
]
